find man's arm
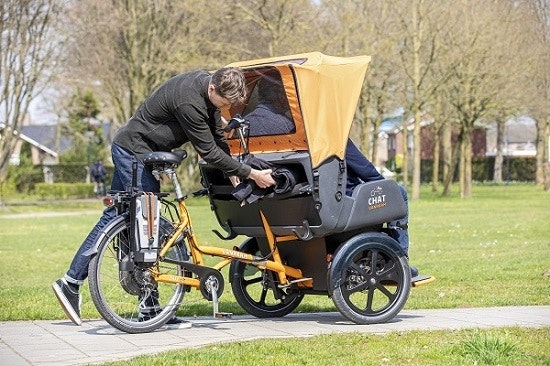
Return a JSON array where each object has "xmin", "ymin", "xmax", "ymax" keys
[{"xmin": 175, "ymin": 104, "xmax": 250, "ymax": 177}]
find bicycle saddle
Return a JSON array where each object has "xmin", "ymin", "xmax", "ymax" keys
[{"xmin": 143, "ymin": 150, "xmax": 187, "ymax": 166}]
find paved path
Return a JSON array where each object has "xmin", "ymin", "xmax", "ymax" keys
[{"xmin": 1, "ymin": 306, "xmax": 548, "ymax": 365}]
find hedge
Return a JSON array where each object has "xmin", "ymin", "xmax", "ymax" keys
[
  {"xmin": 34, "ymin": 183, "xmax": 97, "ymax": 200},
  {"xmin": 419, "ymin": 157, "xmax": 536, "ymax": 182}
]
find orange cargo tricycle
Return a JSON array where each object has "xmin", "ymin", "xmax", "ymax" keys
[{"xmin": 87, "ymin": 52, "xmax": 434, "ymax": 334}]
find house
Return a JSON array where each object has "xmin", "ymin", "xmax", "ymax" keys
[
  {"xmin": 376, "ymin": 112, "xmax": 536, "ymax": 170},
  {"xmin": 485, "ymin": 117, "xmax": 537, "ymax": 157},
  {"xmin": 10, "ymin": 122, "xmax": 112, "ymax": 165},
  {"xmin": 9, "ymin": 124, "xmax": 69, "ymax": 166},
  {"xmin": 7, "ymin": 122, "xmax": 112, "ymax": 183}
]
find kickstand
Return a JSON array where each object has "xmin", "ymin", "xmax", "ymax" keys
[{"xmin": 206, "ymin": 278, "xmax": 232, "ymax": 319}]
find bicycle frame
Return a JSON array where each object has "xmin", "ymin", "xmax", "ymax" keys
[{"xmin": 153, "ymin": 189, "xmax": 312, "ymax": 292}]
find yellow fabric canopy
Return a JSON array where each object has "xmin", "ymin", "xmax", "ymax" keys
[{"xmin": 226, "ymin": 52, "xmax": 371, "ymax": 167}]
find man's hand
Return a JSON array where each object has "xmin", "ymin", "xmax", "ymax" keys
[{"xmin": 248, "ymin": 168, "xmax": 275, "ymax": 188}]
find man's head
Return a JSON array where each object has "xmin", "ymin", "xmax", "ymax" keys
[{"xmin": 209, "ymin": 67, "xmax": 247, "ymax": 109}]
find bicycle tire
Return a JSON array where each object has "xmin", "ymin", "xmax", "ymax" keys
[
  {"xmin": 88, "ymin": 216, "xmax": 188, "ymax": 333},
  {"xmin": 230, "ymin": 238, "xmax": 304, "ymax": 318},
  {"xmin": 330, "ymin": 233, "xmax": 410, "ymax": 324}
]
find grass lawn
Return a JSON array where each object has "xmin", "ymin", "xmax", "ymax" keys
[
  {"xmin": 0, "ymin": 183, "xmax": 548, "ymax": 364},
  {"xmin": 101, "ymin": 327, "xmax": 549, "ymax": 366},
  {"xmin": 2, "ymin": 183, "xmax": 547, "ymax": 320}
]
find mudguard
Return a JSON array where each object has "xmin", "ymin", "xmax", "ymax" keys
[{"xmin": 82, "ymin": 214, "xmax": 177, "ymax": 257}]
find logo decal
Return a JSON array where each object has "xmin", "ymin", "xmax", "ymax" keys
[{"xmin": 368, "ymin": 186, "xmax": 387, "ymax": 210}]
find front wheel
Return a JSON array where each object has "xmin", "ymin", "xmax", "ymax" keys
[
  {"xmin": 229, "ymin": 238, "xmax": 304, "ymax": 318},
  {"xmin": 88, "ymin": 216, "xmax": 188, "ymax": 333},
  {"xmin": 329, "ymin": 233, "xmax": 411, "ymax": 324}
]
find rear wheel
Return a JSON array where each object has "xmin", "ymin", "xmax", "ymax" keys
[
  {"xmin": 330, "ymin": 234, "xmax": 410, "ymax": 324},
  {"xmin": 88, "ymin": 216, "xmax": 188, "ymax": 333},
  {"xmin": 230, "ymin": 238, "xmax": 304, "ymax": 318}
]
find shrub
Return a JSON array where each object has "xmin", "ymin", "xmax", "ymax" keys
[{"xmin": 34, "ymin": 183, "xmax": 95, "ymax": 200}]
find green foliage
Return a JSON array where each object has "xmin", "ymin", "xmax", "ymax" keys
[
  {"xmin": 2, "ymin": 163, "xmax": 110, "ymax": 196},
  {"xmin": 68, "ymin": 89, "xmax": 101, "ymax": 121},
  {"xmin": 456, "ymin": 332, "xmax": 521, "ymax": 365},
  {"xmin": 59, "ymin": 89, "xmax": 107, "ymax": 165},
  {"xmin": 4, "ymin": 143, "xmax": 43, "ymax": 194},
  {"xmin": 46, "ymin": 164, "xmax": 88, "ymax": 183},
  {"xmin": 419, "ymin": 157, "xmax": 536, "ymax": 183},
  {"xmin": 34, "ymin": 182, "xmax": 96, "ymax": 199}
]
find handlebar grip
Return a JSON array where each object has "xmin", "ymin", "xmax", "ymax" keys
[{"xmin": 223, "ymin": 115, "xmax": 245, "ymax": 132}]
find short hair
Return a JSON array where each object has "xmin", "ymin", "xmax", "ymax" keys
[{"xmin": 211, "ymin": 67, "xmax": 247, "ymax": 105}]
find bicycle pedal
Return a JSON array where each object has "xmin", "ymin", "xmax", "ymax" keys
[
  {"xmin": 214, "ymin": 312, "xmax": 233, "ymax": 319},
  {"xmin": 278, "ymin": 277, "xmax": 312, "ymax": 288}
]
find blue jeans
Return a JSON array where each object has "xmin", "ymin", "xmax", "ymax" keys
[
  {"xmin": 388, "ymin": 185, "xmax": 409, "ymax": 255},
  {"xmin": 64, "ymin": 144, "xmax": 160, "ymax": 285}
]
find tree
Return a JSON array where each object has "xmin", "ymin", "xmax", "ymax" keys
[
  {"xmin": 393, "ymin": 0, "xmax": 449, "ymax": 198},
  {"xmin": 520, "ymin": 0, "xmax": 550, "ymax": 189},
  {"xmin": 63, "ymin": 1, "xmax": 206, "ymax": 128},
  {"xmin": 59, "ymin": 89, "xmax": 105, "ymax": 169},
  {"xmin": 233, "ymin": 0, "xmax": 317, "ymax": 58},
  {"xmin": 62, "ymin": 1, "xmax": 222, "ymax": 188},
  {"xmin": 442, "ymin": 1, "xmax": 526, "ymax": 197},
  {"xmin": 0, "ymin": 0, "xmax": 62, "ymax": 181}
]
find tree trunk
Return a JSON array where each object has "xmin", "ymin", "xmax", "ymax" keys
[
  {"xmin": 442, "ymin": 127, "xmax": 461, "ymax": 196},
  {"xmin": 441, "ymin": 120, "xmax": 452, "ymax": 193},
  {"xmin": 371, "ymin": 114, "xmax": 383, "ymax": 165},
  {"xmin": 459, "ymin": 138, "xmax": 466, "ymax": 197},
  {"xmin": 462, "ymin": 133, "xmax": 473, "ymax": 197},
  {"xmin": 412, "ymin": 108, "xmax": 422, "ymax": 199},
  {"xmin": 402, "ymin": 120, "xmax": 410, "ymax": 187},
  {"xmin": 493, "ymin": 119, "xmax": 505, "ymax": 183},
  {"xmin": 535, "ymin": 116, "xmax": 550, "ymax": 186},
  {"xmin": 431, "ymin": 118, "xmax": 441, "ymax": 192},
  {"xmin": 544, "ymin": 162, "xmax": 550, "ymax": 191}
]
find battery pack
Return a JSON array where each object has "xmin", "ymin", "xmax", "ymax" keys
[{"xmin": 134, "ymin": 193, "xmax": 160, "ymax": 263}]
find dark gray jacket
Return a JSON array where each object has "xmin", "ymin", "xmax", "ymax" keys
[{"xmin": 113, "ymin": 71, "xmax": 250, "ymax": 178}]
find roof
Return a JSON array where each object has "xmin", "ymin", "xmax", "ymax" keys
[
  {"xmin": 225, "ymin": 52, "xmax": 371, "ymax": 167},
  {"xmin": 20, "ymin": 125, "xmax": 71, "ymax": 157},
  {"xmin": 18, "ymin": 123, "xmax": 112, "ymax": 158},
  {"xmin": 379, "ymin": 115, "xmax": 404, "ymax": 134}
]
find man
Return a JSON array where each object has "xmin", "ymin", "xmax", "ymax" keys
[
  {"xmin": 53, "ymin": 67, "xmax": 275, "ymax": 326},
  {"xmin": 90, "ymin": 160, "xmax": 107, "ymax": 196}
]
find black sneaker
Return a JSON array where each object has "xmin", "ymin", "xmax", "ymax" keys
[
  {"xmin": 166, "ymin": 316, "xmax": 184, "ymax": 325},
  {"xmin": 52, "ymin": 279, "xmax": 82, "ymax": 326},
  {"xmin": 138, "ymin": 312, "xmax": 183, "ymax": 324},
  {"xmin": 410, "ymin": 266, "xmax": 419, "ymax": 279}
]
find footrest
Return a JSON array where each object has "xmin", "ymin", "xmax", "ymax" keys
[{"xmin": 411, "ymin": 275, "xmax": 435, "ymax": 287}]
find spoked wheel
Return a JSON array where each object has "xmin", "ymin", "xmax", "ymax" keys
[
  {"xmin": 329, "ymin": 233, "xmax": 410, "ymax": 324},
  {"xmin": 229, "ymin": 238, "xmax": 304, "ymax": 318},
  {"xmin": 88, "ymin": 216, "xmax": 189, "ymax": 333}
]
